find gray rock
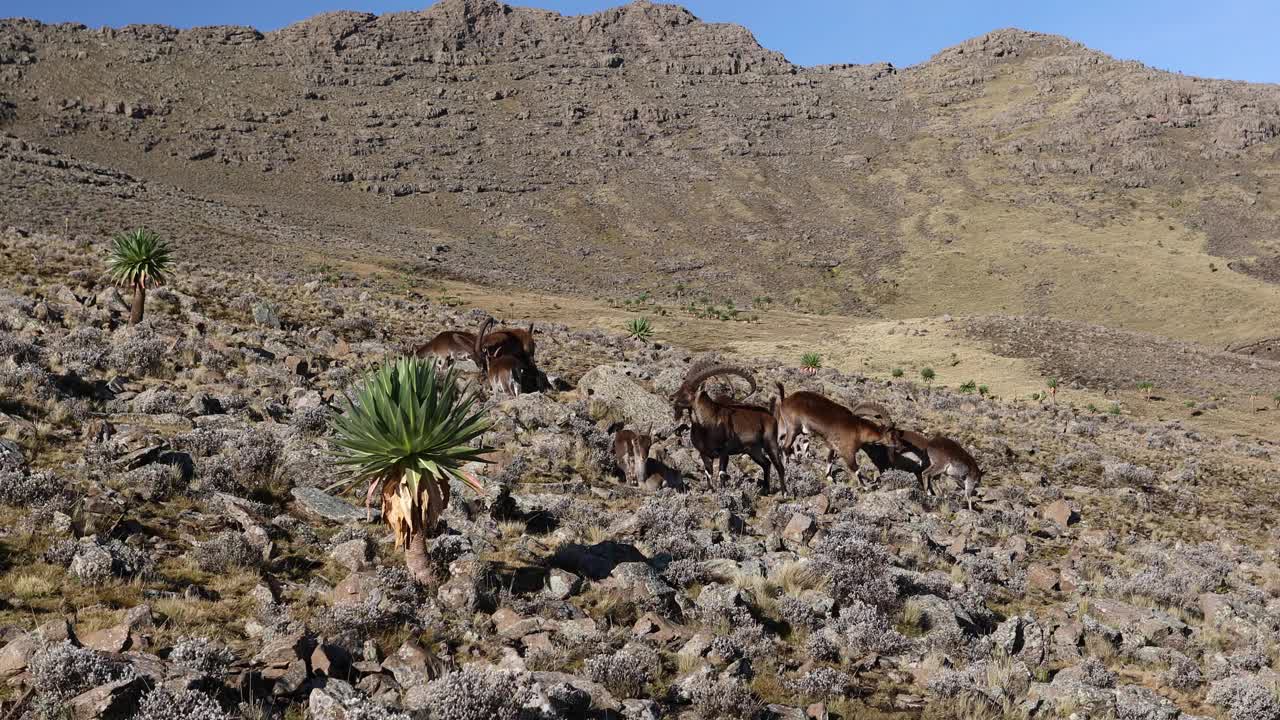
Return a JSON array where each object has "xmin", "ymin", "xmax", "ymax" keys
[
  {"xmin": 1115, "ymin": 684, "xmax": 1180, "ymax": 719},
  {"xmin": 292, "ymin": 487, "xmax": 375, "ymax": 523},
  {"xmin": 330, "ymin": 538, "xmax": 373, "ymax": 572},
  {"xmin": 68, "ymin": 676, "xmax": 145, "ymax": 720},
  {"xmin": 0, "ymin": 438, "xmax": 25, "ymax": 471},
  {"xmin": 544, "ymin": 568, "xmax": 582, "ymax": 600},
  {"xmin": 577, "ymin": 364, "xmax": 675, "ymax": 436},
  {"xmin": 504, "ymin": 393, "xmax": 572, "ymax": 430}
]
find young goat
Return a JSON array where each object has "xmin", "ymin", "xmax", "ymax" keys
[
  {"xmin": 612, "ymin": 426, "xmax": 653, "ymax": 486},
  {"xmin": 847, "ymin": 404, "xmax": 981, "ymax": 508},
  {"xmin": 917, "ymin": 435, "xmax": 983, "ymax": 511},
  {"xmin": 773, "ymin": 384, "xmax": 902, "ymax": 485},
  {"xmin": 672, "ymin": 365, "xmax": 786, "ymax": 495}
]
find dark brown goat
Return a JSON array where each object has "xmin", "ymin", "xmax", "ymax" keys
[{"xmin": 672, "ymin": 365, "xmax": 786, "ymax": 495}]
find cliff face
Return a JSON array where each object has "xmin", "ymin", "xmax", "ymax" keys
[{"xmin": 2, "ymin": 3, "xmax": 1279, "ymax": 341}]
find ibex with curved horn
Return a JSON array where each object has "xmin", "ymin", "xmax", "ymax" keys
[
  {"xmin": 673, "ymin": 365, "xmax": 786, "ymax": 495},
  {"xmin": 773, "ymin": 384, "xmax": 902, "ymax": 485},
  {"xmin": 478, "ymin": 320, "xmax": 537, "ymax": 365},
  {"xmin": 474, "ymin": 318, "xmax": 529, "ymax": 396}
]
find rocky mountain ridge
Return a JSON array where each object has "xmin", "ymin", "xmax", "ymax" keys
[{"xmin": 2, "ymin": 2, "xmax": 1280, "ymax": 344}]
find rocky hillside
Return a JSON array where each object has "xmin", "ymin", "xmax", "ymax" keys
[
  {"xmin": 2, "ymin": 1, "xmax": 1280, "ymax": 347},
  {"xmin": 2, "ymin": 227, "xmax": 1280, "ymax": 719}
]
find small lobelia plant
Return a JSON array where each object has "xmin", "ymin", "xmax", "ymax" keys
[
  {"xmin": 1046, "ymin": 377, "xmax": 1059, "ymax": 403},
  {"xmin": 978, "ymin": 384, "xmax": 990, "ymax": 397},
  {"xmin": 920, "ymin": 367, "xmax": 935, "ymax": 386},
  {"xmin": 958, "ymin": 380, "xmax": 977, "ymax": 394},
  {"xmin": 625, "ymin": 316, "xmax": 654, "ymax": 341},
  {"xmin": 329, "ymin": 357, "xmax": 491, "ymax": 586},
  {"xmin": 1137, "ymin": 380, "xmax": 1155, "ymax": 400},
  {"xmin": 891, "ymin": 367, "xmax": 904, "ymax": 378},
  {"xmin": 801, "ymin": 352, "xmax": 822, "ymax": 372},
  {"xmin": 107, "ymin": 228, "xmax": 172, "ymax": 325}
]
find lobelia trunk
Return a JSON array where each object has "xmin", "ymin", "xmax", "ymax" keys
[
  {"xmin": 130, "ymin": 283, "xmax": 145, "ymax": 325},
  {"xmin": 403, "ymin": 529, "xmax": 439, "ymax": 587},
  {"xmin": 380, "ymin": 469, "xmax": 450, "ymax": 590}
]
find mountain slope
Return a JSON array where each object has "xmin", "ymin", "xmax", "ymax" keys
[{"xmin": 2, "ymin": 1, "xmax": 1279, "ymax": 346}]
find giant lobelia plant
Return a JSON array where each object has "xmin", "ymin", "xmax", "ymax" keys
[{"xmin": 330, "ymin": 357, "xmax": 491, "ymax": 586}]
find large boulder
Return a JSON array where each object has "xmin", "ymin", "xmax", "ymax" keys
[{"xmin": 577, "ymin": 364, "xmax": 674, "ymax": 436}]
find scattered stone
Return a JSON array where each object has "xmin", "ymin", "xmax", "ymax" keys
[
  {"xmin": 292, "ymin": 487, "xmax": 374, "ymax": 523},
  {"xmin": 1042, "ymin": 499, "xmax": 1079, "ymax": 526}
]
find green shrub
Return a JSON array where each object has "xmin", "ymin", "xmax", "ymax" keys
[{"xmin": 625, "ymin": 317, "xmax": 654, "ymax": 341}]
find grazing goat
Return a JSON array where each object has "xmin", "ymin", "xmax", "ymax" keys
[
  {"xmin": 846, "ymin": 404, "xmax": 980, "ymax": 507},
  {"xmin": 847, "ymin": 402, "xmax": 931, "ymax": 476},
  {"xmin": 414, "ymin": 330, "xmax": 477, "ymax": 364},
  {"xmin": 612, "ymin": 426, "xmax": 653, "ymax": 486},
  {"xmin": 672, "ymin": 365, "xmax": 786, "ymax": 495},
  {"xmin": 773, "ymin": 384, "xmax": 902, "ymax": 485},
  {"xmin": 860, "ymin": 427, "xmax": 932, "ymax": 476},
  {"xmin": 474, "ymin": 318, "xmax": 530, "ymax": 396},
  {"xmin": 917, "ymin": 435, "xmax": 982, "ymax": 511}
]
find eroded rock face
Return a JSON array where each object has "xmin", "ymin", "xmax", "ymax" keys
[{"xmin": 4, "ymin": 4, "xmax": 1280, "ymax": 315}]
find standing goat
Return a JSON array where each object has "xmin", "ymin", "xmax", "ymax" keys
[
  {"xmin": 612, "ymin": 426, "xmax": 653, "ymax": 486},
  {"xmin": 672, "ymin": 365, "xmax": 786, "ymax": 495},
  {"xmin": 773, "ymin": 385, "xmax": 902, "ymax": 485},
  {"xmin": 414, "ymin": 330, "xmax": 477, "ymax": 364},
  {"xmin": 917, "ymin": 435, "xmax": 982, "ymax": 511}
]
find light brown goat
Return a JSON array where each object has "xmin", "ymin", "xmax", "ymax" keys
[
  {"xmin": 917, "ymin": 435, "xmax": 983, "ymax": 511},
  {"xmin": 773, "ymin": 384, "xmax": 902, "ymax": 485},
  {"xmin": 672, "ymin": 365, "xmax": 786, "ymax": 495},
  {"xmin": 414, "ymin": 330, "xmax": 477, "ymax": 364},
  {"xmin": 612, "ymin": 427, "xmax": 653, "ymax": 486}
]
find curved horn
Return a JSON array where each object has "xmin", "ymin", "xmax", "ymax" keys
[
  {"xmin": 473, "ymin": 317, "xmax": 494, "ymax": 371},
  {"xmin": 851, "ymin": 401, "xmax": 893, "ymax": 427},
  {"xmin": 681, "ymin": 364, "xmax": 758, "ymax": 396}
]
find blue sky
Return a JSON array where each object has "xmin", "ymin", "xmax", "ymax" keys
[{"xmin": 6, "ymin": 0, "xmax": 1278, "ymax": 83}]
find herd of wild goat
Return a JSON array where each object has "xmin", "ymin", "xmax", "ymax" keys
[{"xmin": 417, "ymin": 318, "xmax": 983, "ymax": 510}]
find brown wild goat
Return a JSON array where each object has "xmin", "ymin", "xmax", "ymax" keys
[
  {"xmin": 860, "ymin": 427, "xmax": 932, "ymax": 477},
  {"xmin": 474, "ymin": 318, "xmax": 530, "ymax": 396},
  {"xmin": 917, "ymin": 435, "xmax": 982, "ymax": 511},
  {"xmin": 672, "ymin": 365, "xmax": 786, "ymax": 495},
  {"xmin": 612, "ymin": 426, "xmax": 653, "ymax": 486},
  {"xmin": 478, "ymin": 322, "xmax": 537, "ymax": 364},
  {"xmin": 773, "ymin": 385, "xmax": 902, "ymax": 485},
  {"xmin": 414, "ymin": 330, "xmax": 477, "ymax": 364}
]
